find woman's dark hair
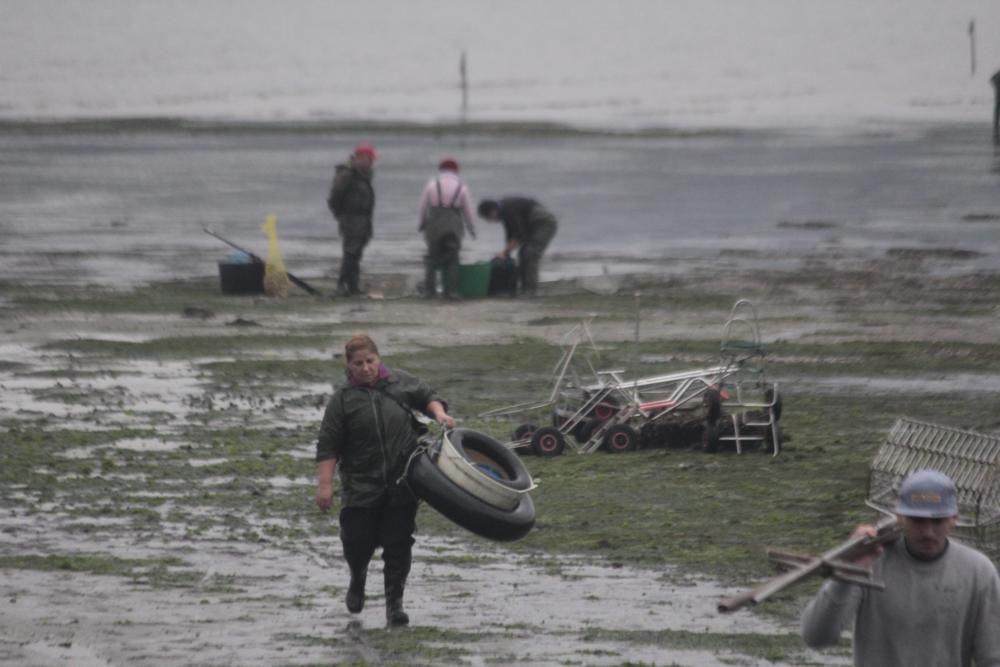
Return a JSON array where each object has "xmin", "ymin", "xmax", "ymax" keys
[{"xmin": 477, "ymin": 199, "xmax": 499, "ymax": 219}]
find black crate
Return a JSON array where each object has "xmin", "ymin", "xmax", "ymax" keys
[{"xmin": 218, "ymin": 262, "xmax": 265, "ymax": 295}]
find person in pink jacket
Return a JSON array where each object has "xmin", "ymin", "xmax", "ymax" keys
[{"xmin": 417, "ymin": 158, "xmax": 476, "ymax": 300}]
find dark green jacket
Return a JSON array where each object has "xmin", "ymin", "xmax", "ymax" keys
[
  {"xmin": 316, "ymin": 368, "xmax": 444, "ymax": 508},
  {"xmin": 326, "ymin": 163, "xmax": 375, "ymax": 241}
]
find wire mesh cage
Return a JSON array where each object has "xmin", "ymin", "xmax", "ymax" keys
[{"xmin": 866, "ymin": 417, "xmax": 1000, "ymax": 560}]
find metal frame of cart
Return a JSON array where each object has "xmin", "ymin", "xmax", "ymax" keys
[
  {"xmin": 479, "ymin": 299, "xmax": 782, "ymax": 457},
  {"xmin": 866, "ymin": 417, "xmax": 1000, "ymax": 560}
]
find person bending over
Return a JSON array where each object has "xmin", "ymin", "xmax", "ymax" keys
[{"xmin": 477, "ymin": 196, "xmax": 558, "ymax": 297}]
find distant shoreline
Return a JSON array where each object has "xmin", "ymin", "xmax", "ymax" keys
[
  {"xmin": 0, "ymin": 116, "xmax": 985, "ymax": 139},
  {"xmin": 0, "ymin": 116, "xmax": 752, "ymax": 138}
]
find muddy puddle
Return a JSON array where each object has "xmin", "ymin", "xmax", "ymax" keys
[
  {"xmin": 0, "ymin": 508, "xmax": 838, "ymax": 667},
  {"xmin": 0, "ymin": 346, "xmax": 331, "ymax": 431}
]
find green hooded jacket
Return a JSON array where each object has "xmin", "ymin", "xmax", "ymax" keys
[
  {"xmin": 316, "ymin": 368, "xmax": 444, "ymax": 508},
  {"xmin": 326, "ymin": 163, "xmax": 375, "ymax": 241}
]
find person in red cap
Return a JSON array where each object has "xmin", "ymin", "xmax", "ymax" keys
[
  {"xmin": 417, "ymin": 157, "xmax": 477, "ymax": 300},
  {"xmin": 326, "ymin": 142, "xmax": 378, "ymax": 296}
]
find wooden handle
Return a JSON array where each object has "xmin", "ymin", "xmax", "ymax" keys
[{"xmin": 717, "ymin": 588, "xmax": 759, "ymax": 613}]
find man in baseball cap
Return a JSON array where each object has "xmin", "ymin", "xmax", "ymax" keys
[
  {"xmin": 801, "ymin": 469, "xmax": 1000, "ymax": 666},
  {"xmin": 894, "ymin": 469, "xmax": 959, "ymax": 559}
]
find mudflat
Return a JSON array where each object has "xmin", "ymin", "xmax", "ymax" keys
[{"xmin": 3, "ymin": 247, "xmax": 1000, "ymax": 665}]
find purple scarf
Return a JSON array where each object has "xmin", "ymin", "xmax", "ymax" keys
[{"xmin": 348, "ymin": 364, "xmax": 390, "ymax": 387}]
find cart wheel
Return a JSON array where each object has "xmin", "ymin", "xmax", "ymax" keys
[
  {"xmin": 765, "ymin": 387, "xmax": 782, "ymax": 421},
  {"xmin": 530, "ymin": 426, "xmax": 566, "ymax": 457},
  {"xmin": 702, "ymin": 422, "xmax": 720, "ymax": 453},
  {"xmin": 603, "ymin": 424, "xmax": 640, "ymax": 453},
  {"xmin": 703, "ymin": 388, "xmax": 722, "ymax": 424},
  {"xmin": 590, "ymin": 396, "xmax": 620, "ymax": 421},
  {"xmin": 513, "ymin": 423, "xmax": 537, "ymax": 442},
  {"xmin": 572, "ymin": 419, "xmax": 597, "ymax": 444}
]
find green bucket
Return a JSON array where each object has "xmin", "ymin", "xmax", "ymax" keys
[{"xmin": 458, "ymin": 262, "xmax": 492, "ymax": 298}]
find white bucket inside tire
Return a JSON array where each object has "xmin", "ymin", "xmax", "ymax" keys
[{"xmin": 436, "ymin": 431, "xmax": 534, "ymax": 511}]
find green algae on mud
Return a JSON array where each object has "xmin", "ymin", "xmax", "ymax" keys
[
  {"xmin": 0, "ymin": 553, "xmax": 201, "ymax": 588},
  {"xmin": 41, "ymin": 333, "xmax": 333, "ymax": 358},
  {"xmin": 767, "ymin": 339, "xmax": 1000, "ymax": 374},
  {"xmin": 577, "ymin": 627, "xmax": 815, "ymax": 663},
  {"xmin": 275, "ymin": 626, "xmax": 492, "ymax": 664},
  {"xmin": 4, "ymin": 269, "xmax": 1000, "ymax": 657}
]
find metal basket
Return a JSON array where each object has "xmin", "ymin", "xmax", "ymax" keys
[{"xmin": 866, "ymin": 417, "xmax": 1000, "ymax": 560}]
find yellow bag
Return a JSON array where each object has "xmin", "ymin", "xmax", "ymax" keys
[{"xmin": 260, "ymin": 214, "xmax": 291, "ymax": 297}]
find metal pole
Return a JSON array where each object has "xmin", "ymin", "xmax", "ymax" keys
[
  {"xmin": 969, "ymin": 20, "xmax": 976, "ymax": 76},
  {"xmin": 459, "ymin": 51, "xmax": 468, "ymax": 148},
  {"xmin": 992, "ymin": 70, "xmax": 1000, "ymax": 146},
  {"xmin": 631, "ymin": 291, "xmax": 641, "ymax": 400}
]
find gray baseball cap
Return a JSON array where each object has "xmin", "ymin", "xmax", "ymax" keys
[{"xmin": 895, "ymin": 470, "xmax": 959, "ymax": 518}]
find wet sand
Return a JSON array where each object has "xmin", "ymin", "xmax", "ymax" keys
[
  {"xmin": 0, "ymin": 276, "xmax": 870, "ymax": 667},
  {"xmin": 3, "ymin": 123, "xmax": 1000, "ymax": 666}
]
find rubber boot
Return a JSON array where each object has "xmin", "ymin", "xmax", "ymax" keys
[
  {"xmin": 336, "ymin": 261, "xmax": 353, "ymax": 297},
  {"xmin": 424, "ymin": 261, "xmax": 438, "ymax": 299},
  {"xmin": 443, "ymin": 257, "xmax": 461, "ymax": 301},
  {"xmin": 346, "ymin": 267, "xmax": 361, "ymax": 296},
  {"xmin": 385, "ymin": 583, "xmax": 409, "ymax": 626},
  {"xmin": 345, "ymin": 568, "xmax": 366, "ymax": 614}
]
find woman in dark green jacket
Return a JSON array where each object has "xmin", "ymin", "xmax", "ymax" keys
[{"xmin": 315, "ymin": 334, "xmax": 455, "ymax": 626}]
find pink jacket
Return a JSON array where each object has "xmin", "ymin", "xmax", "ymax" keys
[{"xmin": 418, "ymin": 171, "xmax": 477, "ymax": 237}]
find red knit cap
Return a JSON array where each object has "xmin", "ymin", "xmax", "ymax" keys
[{"xmin": 354, "ymin": 142, "xmax": 377, "ymax": 160}]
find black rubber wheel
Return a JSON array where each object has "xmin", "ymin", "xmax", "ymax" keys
[
  {"xmin": 530, "ymin": 426, "xmax": 566, "ymax": 457},
  {"xmin": 703, "ymin": 388, "xmax": 722, "ymax": 424},
  {"xmin": 513, "ymin": 423, "xmax": 537, "ymax": 442},
  {"xmin": 407, "ymin": 449, "xmax": 535, "ymax": 542},
  {"xmin": 603, "ymin": 423, "xmax": 640, "ymax": 453},
  {"xmin": 590, "ymin": 395, "xmax": 620, "ymax": 421},
  {"xmin": 443, "ymin": 429, "xmax": 533, "ymax": 491},
  {"xmin": 765, "ymin": 387, "xmax": 782, "ymax": 421},
  {"xmin": 572, "ymin": 418, "xmax": 597, "ymax": 444}
]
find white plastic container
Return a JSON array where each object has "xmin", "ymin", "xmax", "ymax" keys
[{"xmin": 435, "ymin": 430, "xmax": 535, "ymax": 511}]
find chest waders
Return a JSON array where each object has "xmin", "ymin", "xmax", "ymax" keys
[
  {"xmin": 518, "ymin": 206, "xmax": 558, "ymax": 296},
  {"xmin": 339, "ymin": 386, "xmax": 418, "ymax": 625},
  {"xmin": 422, "ymin": 179, "xmax": 465, "ymax": 298},
  {"xmin": 330, "ymin": 169, "xmax": 374, "ymax": 297}
]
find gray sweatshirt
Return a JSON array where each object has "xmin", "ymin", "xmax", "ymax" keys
[{"xmin": 800, "ymin": 538, "xmax": 1000, "ymax": 667}]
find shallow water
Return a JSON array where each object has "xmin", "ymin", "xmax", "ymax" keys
[
  {"xmin": 3, "ymin": 0, "xmax": 998, "ymax": 131},
  {"xmin": 2, "ymin": 124, "xmax": 999, "ymax": 288}
]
